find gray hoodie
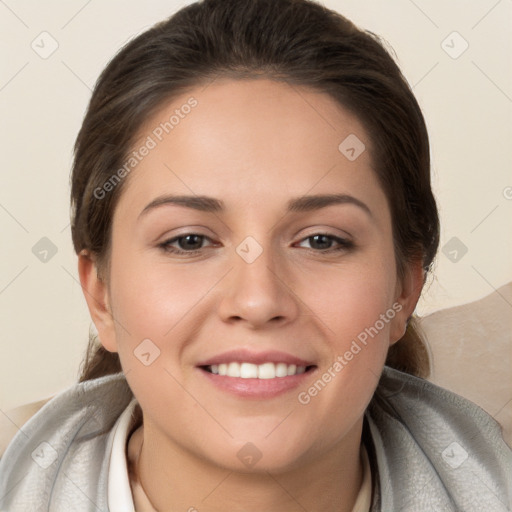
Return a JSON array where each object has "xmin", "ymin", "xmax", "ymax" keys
[{"xmin": 0, "ymin": 366, "xmax": 511, "ymax": 511}]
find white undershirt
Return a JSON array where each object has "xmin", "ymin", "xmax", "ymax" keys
[
  {"xmin": 108, "ymin": 399, "xmax": 139, "ymax": 512},
  {"xmin": 107, "ymin": 399, "xmax": 372, "ymax": 512}
]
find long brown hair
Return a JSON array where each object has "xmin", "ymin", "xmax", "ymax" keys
[{"xmin": 72, "ymin": 0, "xmax": 439, "ymax": 382}]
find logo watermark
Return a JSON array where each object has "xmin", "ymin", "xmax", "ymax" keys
[
  {"xmin": 298, "ymin": 302, "xmax": 402, "ymax": 405},
  {"xmin": 93, "ymin": 96, "xmax": 198, "ymax": 200}
]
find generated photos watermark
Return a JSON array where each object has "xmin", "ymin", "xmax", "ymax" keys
[
  {"xmin": 297, "ymin": 302, "xmax": 403, "ymax": 405},
  {"xmin": 93, "ymin": 96, "xmax": 198, "ymax": 200}
]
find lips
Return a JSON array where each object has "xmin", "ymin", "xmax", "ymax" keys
[
  {"xmin": 197, "ymin": 348, "xmax": 315, "ymax": 368},
  {"xmin": 196, "ymin": 348, "xmax": 317, "ymax": 398}
]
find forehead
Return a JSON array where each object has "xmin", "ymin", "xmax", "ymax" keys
[
  {"xmin": 137, "ymin": 77, "xmax": 371, "ymax": 155},
  {"xmin": 116, "ymin": 78, "xmax": 385, "ymax": 216}
]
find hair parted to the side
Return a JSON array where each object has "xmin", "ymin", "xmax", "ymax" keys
[{"xmin": 72, "ymin": 0, "xmax": 439, "ymax": 383}]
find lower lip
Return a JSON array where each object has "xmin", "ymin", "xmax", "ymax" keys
[{"xmin": 197, "ymin": 367, "xmax": 316, "ymax": 399}]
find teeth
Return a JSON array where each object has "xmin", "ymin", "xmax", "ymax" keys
[
  {"xmin": 274, "ymin": 363, "xmax": 287, "ymax": 377},
  {"xmin": 228, "ymin": 362, "xmax": 240, "ymax": 377},
  {"xmin": 208, "ymin": 362, "xmax": 307, "ymax": 378},
  {"xmin": 257, "ymin": 362, "xmax": 275, "ymax": 379}
]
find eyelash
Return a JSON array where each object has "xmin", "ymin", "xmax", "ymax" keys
[{"xmin": 158, "ymin": 233, "xmax": 354, "ymax": 256}]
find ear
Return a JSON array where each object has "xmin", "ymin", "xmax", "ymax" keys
[
  {"xmin": 389, "ymin": 259, "xmax": 425, "ymax": 345},
  {"xmin": 77, "ymin": 251, "xmax": 118, "ymax": 353}
]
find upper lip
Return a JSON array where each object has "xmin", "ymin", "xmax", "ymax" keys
[{"xmin": 196, "ymin": 349, "xmax": 315, "ymax": 367}]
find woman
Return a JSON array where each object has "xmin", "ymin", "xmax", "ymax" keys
[{"xmin": 1, "ymin": 0, "xmax": 510, "ymax": 510}]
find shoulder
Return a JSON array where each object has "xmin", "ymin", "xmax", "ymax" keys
[
  {"xmin": 366, "ymin": 366, "xmax": 512, "ymax": 511},
  {"xmin": 0, "ymin": 398, "xmax": 52, "ymax": 459},
  {"xmin": 374, "ymin": 366, "xmax": 509, "ymax": 439},
  {"xmin": 0, "ymin": 372, "xmax": 134, "ymax": 511}
]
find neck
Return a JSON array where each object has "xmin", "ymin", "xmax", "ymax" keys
[{"xmin": 128, "ymin": 417, "xmax": 365, "ymax": 512}]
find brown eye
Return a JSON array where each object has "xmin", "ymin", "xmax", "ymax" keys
[
  {"xmin": 297, "ymin": 234, "xmax": 354, "ymax": 253},
  {"xmin": 159, "ymin": 234, "xmax": 214, "ymax": 255}
]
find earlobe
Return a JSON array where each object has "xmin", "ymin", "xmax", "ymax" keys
[
  {"xmin": 77, "ymin": 251, "xmax": 118, "ymax": 353},
  {"xmin": 389, "ymin": 260, "xmax": 425, "ymax": 345}
]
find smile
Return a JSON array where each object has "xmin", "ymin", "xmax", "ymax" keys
[
  {"xmin": 196, "ymin": 349, "xmax": 317, "ymax": 398},
  {"xmin": 205, "ymin": 362, "xmax": 311, "ymax": 379}
]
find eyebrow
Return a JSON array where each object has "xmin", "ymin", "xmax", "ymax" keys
[{"xmin": 138, "ymin": 193, "xmax": 373, "ymax": 219}]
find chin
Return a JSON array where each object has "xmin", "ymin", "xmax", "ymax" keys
[{"xmin": 203, "ymin": 430, "xmax": 315, "ymax": 475}]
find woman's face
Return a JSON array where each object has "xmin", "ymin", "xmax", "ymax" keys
[{"xmin": 86, "ymin": 78, "xmax": 419, "ymax": 472}]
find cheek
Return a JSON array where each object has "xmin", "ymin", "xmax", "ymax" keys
[
  {"xmin": 303, "ymin": 252, "xmax": 397, "ymax": 349},
  {"xmin": 109, "ymin": 247, "xmax": 217, "ymax": 341},
  {"xmin": 107, "ymin": 253, "xmax": 212, "ymax": 424},
  {"xmin": 294, "ymin": 250, "xmax": 397, "ymax": 417}
]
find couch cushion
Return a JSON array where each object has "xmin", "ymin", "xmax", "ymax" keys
[{"xmin": 419, "ymin": 282, "xmax": 512, "ymax": 446}]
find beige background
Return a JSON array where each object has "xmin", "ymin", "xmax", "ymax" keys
[{"xmin": 1, "ymin": 1, "xmax": 511, "ymax": 413}]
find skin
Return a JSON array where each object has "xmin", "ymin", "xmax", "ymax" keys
[{"xmin": 79, "ymin": 78, "xmax": 423, "ymax": 511}]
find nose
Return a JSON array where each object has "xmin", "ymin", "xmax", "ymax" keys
[{"xmin": 217, "ymin": 242, "xmax": 300, "ymax": 329}]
